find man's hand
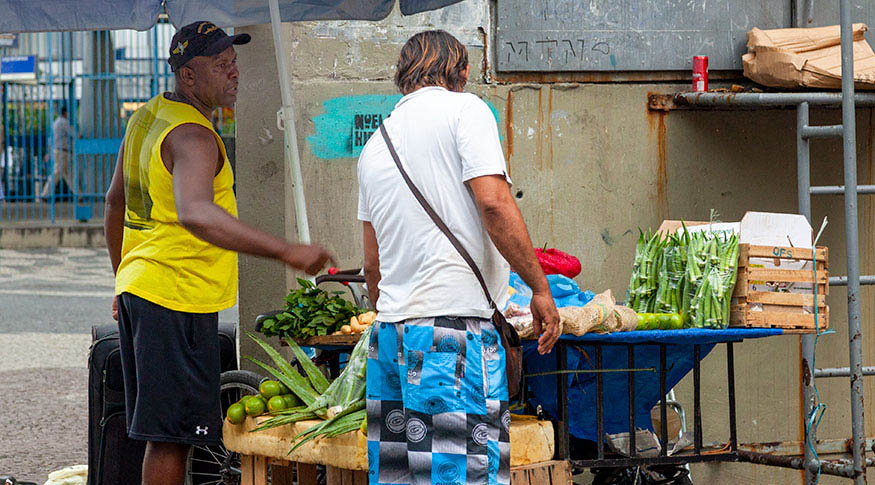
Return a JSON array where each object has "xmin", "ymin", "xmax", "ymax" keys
[
  {"xmin": 281, "ymin": 244, "xmax": 336, "ymax": 275},
  {"xmin": 530, "ymin": 292, "xmax": 560, "ymax": 354},
  {"xmin": 112, "ymin": 295, "xmax": 119, "ymax": 321}
]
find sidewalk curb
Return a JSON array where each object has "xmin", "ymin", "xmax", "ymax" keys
[{"xmin": 0, "ymin": 222, "xmax": 105, "ymax": 248}]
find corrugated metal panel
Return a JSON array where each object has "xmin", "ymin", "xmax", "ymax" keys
[
  {"xmin": 496, "ymin": 0, "xmax": 790, "ymax": 72},
  {"xmin": 802, "ymin": 1, "xmax": 875, "ymax": 30}
]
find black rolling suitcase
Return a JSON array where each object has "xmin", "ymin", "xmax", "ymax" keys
[{"xmin": 87, "ymin": 322, "xmax": 238, "ymax": 485}]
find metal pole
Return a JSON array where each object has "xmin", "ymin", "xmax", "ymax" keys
[
  {"xmin": 596, "ymin": 346, "xmax": 604, "ymax": 460},
  {"xmin": 727, "ymin": 342, "xmax": 738, "ymax": 452},
  {"xmin": 268, "ymin": 0, "xmax": 311, "ymax": 244},
  {"xmin": 556, "ymin": 342, "xmax": 569, "ymax": 460},
  {"xmin": 151, "ymin": 26, "xmax": 159, "ymax": 98},
  {"xmin": 816, "ymin": 366, "xmax": 875, "ymax": 378},
  {"xmin": 798, "ymin": 100, "xmax": 817, "ymax": 484},
  {"xmin": 659, "ymin": 345, "xmax": 668, "ymax": 456},
  {"xmin": 674, "ymin": 92, "xmax": 875, "ymax": 108},
  {"xmin": 628, "ymin": 345, "xmax": 636, "ymax": 457},
  {"xmin": 840, "ymin": 0, "xmax": 866, "ymax": 481}
]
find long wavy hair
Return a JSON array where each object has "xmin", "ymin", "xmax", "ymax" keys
[{"xmin": 394, "ymin": 30, "xmax": 469, "ymax": 95}]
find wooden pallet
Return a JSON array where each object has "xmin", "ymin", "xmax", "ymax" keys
[{"xmin": 730, "ymin": 244, "xmax": 829, "ymax": 334}]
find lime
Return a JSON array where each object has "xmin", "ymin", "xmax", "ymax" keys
[
  {"xmin": 636, "ymin": 313, "xmax": 646, "ymax": 330},
  {"xmin": 282, "ymin": 393, "xmax": 302, "ymax": 409},
  {"xmin": 238, "ymin": 395, "xmax": 254, "ymax": 406},
  {"xmin": 259, "ymin": 380, "xmax": 282, "ymax": 400},
  {"xmin": 267, "ymin": 395, "xmax": 287, "ymax": 413},
  {"xmin": 668, "ymin": 314, "xmax": 684, "ymax": 330},
  {"xmin": 226, "ymin": 403, "xmax": 246, "ymax": 425},
  {"xmin": 277, "ymin": 381, "xmax": 291, "ymax": 395},
  {"xmin": 657, "ymin": 314, "xmax": 671, "ymax": 330},
  {"xmin": 245, "ymin": 396, "xmax": 266, "ymax": 416},
  {"xmin": 642, "ymin": 313, "xmax": 658, "ymax": 330}
]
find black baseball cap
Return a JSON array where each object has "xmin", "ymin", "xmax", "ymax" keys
[{"xmin": 168, "ymin": 21, "xmax": 251, "ymax": 72}]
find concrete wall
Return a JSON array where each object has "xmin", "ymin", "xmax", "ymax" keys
[{"xmin": 235, "ymin": 3, "xmax": 875, "ymax": 482}]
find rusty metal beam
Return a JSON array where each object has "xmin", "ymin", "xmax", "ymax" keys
[
  {"xmin": 737, "ymin": 450, "xmax": 875, "ymax": 478},
  {"xmin": 648, "ymin": 92, "xmax": 875, "ymax": 111},
  {"xmin": 739, "ymin": 438, "xmax": 875, "ymax": 456}
]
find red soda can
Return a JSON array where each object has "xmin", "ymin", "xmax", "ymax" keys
[{"xmin": 693, "ymin": 55, "xmax": 708, "ymax": 92}]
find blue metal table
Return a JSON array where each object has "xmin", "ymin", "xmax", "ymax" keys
[{"xmin": 522, "ymin": 328, "xmax": 783, "ymax": 468}]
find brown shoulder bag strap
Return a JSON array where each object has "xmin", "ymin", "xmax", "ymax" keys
[{"xmin": 379, "ymin": 123, "xmax": 497, "ymax": 311}]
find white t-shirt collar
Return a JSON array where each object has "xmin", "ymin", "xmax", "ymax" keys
[{"xmin": 395, "ymin": 85, "xmax": 449, "ymax": 109}]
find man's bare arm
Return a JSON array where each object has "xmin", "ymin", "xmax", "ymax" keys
[
  {"xmin": 104, "ymin": 141, "xmax": 126, "ymax": 275},
  {"xmin": 362, "ymin": 221, "xmax": 381, "ymax": 308},
  {"xmin": 167, "ymin": 123, "xmax": 333, "ymax": 274},
  {"xmin": 467, "ymin": 174, "xmax": 560, "ymax": 354}
]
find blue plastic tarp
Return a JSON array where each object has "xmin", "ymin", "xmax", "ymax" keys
[
  {"xmin": 523, "ymin": 328, "xmax": 782, "ymax": 441},
  {"xmin": 0, "ymin": 0, "xmax": 466, "ymax": 33}
]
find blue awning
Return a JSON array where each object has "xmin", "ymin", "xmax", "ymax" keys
[{"xmin": 0, "ymin": 0, "xmax": 465, "ymax": 33}]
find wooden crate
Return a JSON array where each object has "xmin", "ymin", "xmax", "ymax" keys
[
  {"xmin": 510, "ymin": 460, "xmax": 572, "ymax": 485},
  {"xmin": 730, "ymin": 244, "xmax": 829, "ymax": 334},
  {"xmin": 241, "ymin": 458, "xmax": 570, "ymax": 485}
]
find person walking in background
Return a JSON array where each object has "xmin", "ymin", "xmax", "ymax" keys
[
  {"xmin": 40, "ymin": 106, "xmax": 74, "ymax": 199},
  {"xmin": 358, "ymin": 30, "xmax": 560, "ymax": 485}
]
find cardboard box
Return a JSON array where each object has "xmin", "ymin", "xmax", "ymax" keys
[{"xmin": 742, "ymin": 23, "xmax": 875, "ymax": 90}]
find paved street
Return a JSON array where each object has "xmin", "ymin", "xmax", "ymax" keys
[{"xmin": 0, "ymin": 247, "xmax": 236, "ymax": 482}]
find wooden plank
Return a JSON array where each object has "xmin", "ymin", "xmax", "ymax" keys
[
  {"xmin": 240, "ymin": 455, "xmax": 255, "ymax": 485},
  {"xmin": 742, "ymin": 245, "xmax": 828, "ymax": 262},
  {"xmin": 326, "ymin": 466, "xmax": 341, "ymax": 485},
  {"xmin": 299, "ymin": 334, "xmax": 364, "ymax": 346},
  {"xmin": 510, "ymin": 468, "xmax": 526, "ymax": 484},
  {"xmin": 298, "ymin": 462, "xmax": 320, "ymax": 485},
  {"xmin": 254, "ymin": 456, "xmax": 270, "ymax": 485},
  {"xmin": 746, "ymin": 291, "xmax": 827, "ymax": 307},
  {"xmin": 732, "ymin": 273, "xmax": 749, "ymax": 297},
  {"xmin": 746, "ymin": 268, "xmax": 828, "ymax": 284},
  {"xmin": 352, "ymin": 469, "xmax": 369, "ymax": 485},
  {"xmin": 549, "ymin": 460, "xmax": 572, "ymax": 484},
  {"xmin": 271, "ymin": 461, "xmax": 295, "ymax": 485},
  {"xmin": 740, "ymin": 309, "xmax": 829, "ymax": 331},
  {"xmin": 530, "ymin": 465, "xmax": 551, "ymax": 485},
  {"xmin": 509, "ymin": 461, "xmax": 571, "ymax": 485}
]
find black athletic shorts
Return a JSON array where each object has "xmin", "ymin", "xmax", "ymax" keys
[{"xmin": 117, "ymin": 292, "xmax": 222, "ymax": 445}]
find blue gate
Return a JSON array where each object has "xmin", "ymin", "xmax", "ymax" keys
[{"xmin": 0, "ymin": 22, "xmax": 235, "ymax": 223}]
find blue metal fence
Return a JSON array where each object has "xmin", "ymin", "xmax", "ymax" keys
[{"xmin": 0, "ymin": 22, "xmax": 235, "ymax": 223}]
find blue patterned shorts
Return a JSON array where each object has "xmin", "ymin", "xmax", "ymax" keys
[{"xmin": 366, "ymin": 316, "xmax": 510, "ymax": 485}]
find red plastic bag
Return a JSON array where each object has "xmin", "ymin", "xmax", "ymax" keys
[{"xmin": 535, "ymin": 248, "xmax": 581, "ymax": 279}]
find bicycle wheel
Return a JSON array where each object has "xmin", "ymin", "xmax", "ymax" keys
[{"xmin": 185, "ymin": 370, "xmax": 265, "ymax": 485}]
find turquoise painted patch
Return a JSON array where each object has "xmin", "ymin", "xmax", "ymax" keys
[{"xmin": 307, "ymin": 94, "xmax": 502, "ymax": 160}]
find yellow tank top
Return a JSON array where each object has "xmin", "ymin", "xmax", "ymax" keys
[{"xmin": 115, "ymin": 94, "xmax": 238, "ymax": 313}]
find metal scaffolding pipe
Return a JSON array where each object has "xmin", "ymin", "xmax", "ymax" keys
[
  {"xmin": 674, "ymin": 91, "xmax": 875, "ymax": 108},
  {"xmin": 800, "ymin": 125, "xmax": 844, "ymax": 139},
  {"xmin": 811, "ymin": 185, "xmax": 875, "ymax": 195},
  {"xmin": 829, "ymin": 275, "xmax": 875, "ymax": 286},
  {"xmin": 816, "ymin": 367, "xmax": 875, "ymax": 378},
  {"xmin": 736, "ymin": 451, "xmax": 860, "ymax": 478},
  {"xmin": 797, "ymin": 100, "xmax": 818, "ymax": 485},
  {"xmin": 840, "ymin": 1, "xmax": 867, "ymax": 481}
]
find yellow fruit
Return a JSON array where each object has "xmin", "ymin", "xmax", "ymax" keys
[
  {"xmin": 226, "ymin": 403, "xmax": 246, "ymax": 425},
  {"xmin": 341, "ymin": 325, "xmax": 352, "ymax": 334}
]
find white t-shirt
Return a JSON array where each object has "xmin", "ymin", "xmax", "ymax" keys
[{"xmin": 357, "ymin": 86, "xmax": 511, "ymax": 322}]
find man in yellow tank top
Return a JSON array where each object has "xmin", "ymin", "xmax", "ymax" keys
[{"xmin": 104, "ymin": 21, "xmax": 334, "ymax": 484}]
